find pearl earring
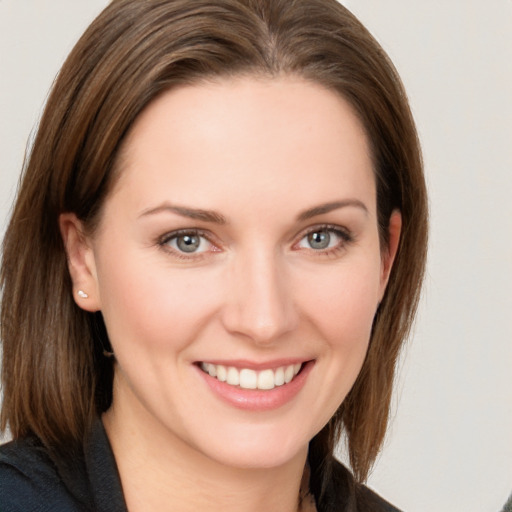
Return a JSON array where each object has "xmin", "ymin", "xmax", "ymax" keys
[{"xmin": 77, "ymin": 290, "xmax": 89, "ymax": 299}]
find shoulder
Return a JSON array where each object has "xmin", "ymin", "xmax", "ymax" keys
[
  {"xmin": 0, "ymin": 419, "xmax": 127, "ymax": 512},
  {"xmin": 324, "ymin": 458, "xmax": 402, "ymax": 512},
  {"xmin": 354, "ymin": 484, "xmax": 402, "ymax": 512},
  {"xmin": 0, "ymin": 436, "xmax": 87, "ymax": 512}
]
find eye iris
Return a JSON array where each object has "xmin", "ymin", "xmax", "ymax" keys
[
  {"xmin": 177, "ymin": 234, "xmax": 200, "ymax": 253},
  {"xmin": 308, "ymin": 230, "xmax": 330, "ymax": 249}
]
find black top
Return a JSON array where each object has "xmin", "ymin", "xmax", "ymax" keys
[{"xmin": 0, "ymin": 419, "xmax": 400, "ymax": 512}]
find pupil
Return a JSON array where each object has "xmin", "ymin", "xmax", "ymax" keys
[
  {"xmin": 177, "ymin": 235, "xmax": 200, "ymax": 252},
  {"xmin": 308, "ymin": 231, "xmax": 330, "ymax": 249}
]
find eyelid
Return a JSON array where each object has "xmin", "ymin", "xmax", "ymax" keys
[
  {"xmin": 296, "ymin": 223, "xmax": 352, "ymax": 240},
  {"xmin": 292, "ymin": 223, "xmax": 354, "ymax": 252},
  {"xmin": 159, "ymin": 228, "xmax": 200, "ymax": 244},
  {"xmin": 157, "ymin": 228, "xmax": 221, "ymax": 257}
]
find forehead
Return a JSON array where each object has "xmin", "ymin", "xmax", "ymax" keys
[{"xmin": 109, "ymin": 76, "xmax": 376, "ymax": 218}]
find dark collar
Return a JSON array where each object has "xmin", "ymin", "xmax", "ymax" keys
[{"xmin": 55, "ymin": 417, "xmax": 127, "ymax": 512}]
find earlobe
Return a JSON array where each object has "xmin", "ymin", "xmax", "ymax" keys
[
  {"xmin": 59, "ymin": 213, "xmax": 101, "ymax": 312},
  {"xmin": 379, "ymin": 210, "xmax": 402, "ymax": 299}
]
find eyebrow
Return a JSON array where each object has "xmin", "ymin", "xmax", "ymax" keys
[
  {"xmin": 139, "ymin": 203, "xmax": 227, "ymax": 224},
  {"xmin": 139, "ymin": 199, "xmax": 367, "ymax": 225},
  {"xmin": 296, "ymin": 199, "xmax": 368, "ymax": 221}
]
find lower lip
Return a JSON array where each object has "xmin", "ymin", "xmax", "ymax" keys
[{"xmin": 196, "ymin": 361, "xmax": 314, "ymax": 411}]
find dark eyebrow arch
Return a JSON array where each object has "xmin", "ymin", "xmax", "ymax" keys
[
  {"xmin": 296, "ymin": 200, "xmax": 368, "ymax": 222},
  {"xmin": 139, "ymin": 203, "xmax": 227, "ymax": 224}
]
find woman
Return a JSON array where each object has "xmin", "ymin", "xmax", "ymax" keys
[{"xmin": 0, "ymin": 0, "xmax": 427, "ymax": 511}]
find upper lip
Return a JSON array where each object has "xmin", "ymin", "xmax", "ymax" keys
[{"xmin": 195, "ymin": 359, "xmax": 313, "ymax": 371}]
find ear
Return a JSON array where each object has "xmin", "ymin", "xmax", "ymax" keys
[
  {"xmin": 379, "ymin": 210, "xmax": 402, "ymax": 300},
  {"xmin": 59, "ymin": 213, "xmax": 101, "ymax": 312}
]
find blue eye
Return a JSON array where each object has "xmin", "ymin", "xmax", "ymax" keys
[
  {"xmin": 297, "ymin": 227, "xmax": 349, "ymax": 251},
  {"xmin": 307, "ymin": 230, "xmax": 331, "ymax": 250},
  {"xmin": 162, "ymin": 231, "xmax": 211, "ymax": 254}
]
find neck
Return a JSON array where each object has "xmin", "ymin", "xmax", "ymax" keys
[{"xmin": 102, "ymin": 386, "xmax": 310, "ymax": 512}]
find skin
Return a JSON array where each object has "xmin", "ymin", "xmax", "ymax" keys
[{"xmin": 60, "ymin": 76, "xmax": 401, "ymax": 512}]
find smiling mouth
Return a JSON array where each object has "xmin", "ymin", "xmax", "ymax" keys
[{"xmin": 199, "ymin": 362, "xmax": 303, "ymax": 390}]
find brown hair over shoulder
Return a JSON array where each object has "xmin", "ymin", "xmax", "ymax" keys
[{"xmin": 1, "ymin": 0, "xmax": 427, "ymax": 490}]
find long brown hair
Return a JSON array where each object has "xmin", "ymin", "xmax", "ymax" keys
[{"xmin": 1, "ymin": 0, "xmax": 427, "ymax": 491}]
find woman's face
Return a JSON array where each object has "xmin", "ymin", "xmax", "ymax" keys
[{"xmin": 69, "ymin": 77, "xmax": 399, "ymax": 469}]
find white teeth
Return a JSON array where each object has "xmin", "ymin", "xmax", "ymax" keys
[
  {"xmin": 284, "ymin": 365, "xmax": 295, "ymax": 384},
  {"xmin": 257, "ymin": 369, "xmax": 275, "ymax": 390},
  {"xmin": 200, "ymin": 362, "xmax": 303, "ymax": 390},
  {"xmin": 226, "ymin": 366, "xmax": 240, "ymax": 386},
  {"xmin": 239, "ymin": 369, "xmax": 257, "ymax": 389},
  {"xmin": 201, "ymin": 362, "xmax": 218, "ymax": 377},
  {"xmin": 274, "ymin": 367, "xmax": 285, "ymax": 386},
  {"xmin": 216, "ymin": 365, "xmax": 227, "ymax": 382}
]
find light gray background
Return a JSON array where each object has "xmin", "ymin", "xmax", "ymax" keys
[{"xmin": 1, "ymin": 1, "xmax": 511, "ymax": 511}]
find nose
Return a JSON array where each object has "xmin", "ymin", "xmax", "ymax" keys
[{"xmin": 220, "ymin": 249, "xmax": 298, "ymax": 344}]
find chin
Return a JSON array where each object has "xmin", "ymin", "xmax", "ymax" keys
[
  {"xmin": 192, "ymin": 425, "xmax": 312, "ymax": 470},
  {"xmin": 208, "ymin": 446, "xmax": 305, "ymax": 470}
]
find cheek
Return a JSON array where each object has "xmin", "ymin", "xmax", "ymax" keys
[
  {"xmin": 94, "ymin": 246, "xmax": 222, "ymax": 356},
  {"xmin": 289, "ymin": 259, "xmax": 382, "ymax": 434},
  {"xmin": 300, "ymin": 260, "xmax": 382, "ymax": 345}
]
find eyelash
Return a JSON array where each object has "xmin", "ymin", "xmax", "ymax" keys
[
  {"xmin": 294, "ymin": 224, "xmax": 354, "ymax": 256},
  {"xmin": 157, "ymin": 224, "xmax": 354, "ymax": 260},
  {"xmin": 158, "ymin": 229, "xmax": 217, "ymax": 260}
]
